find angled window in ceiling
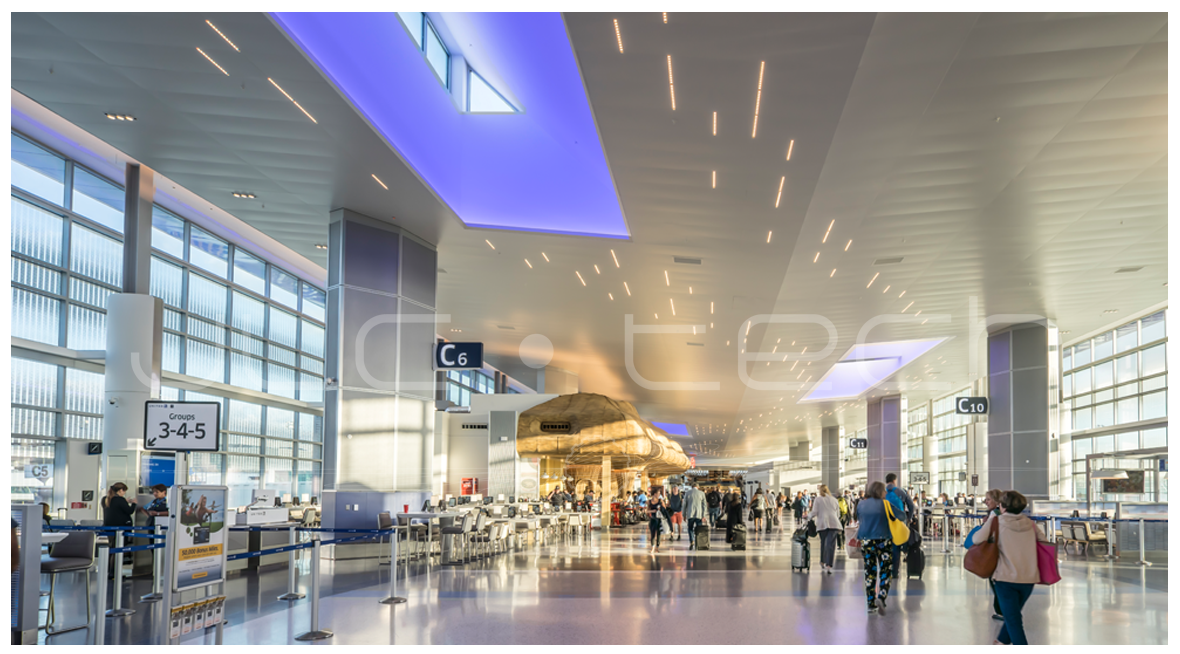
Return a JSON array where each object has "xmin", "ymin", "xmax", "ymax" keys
[
  {"xmin": 397, "ymin": 12, "xmax": 424, "ymax": 47},
  {"xmin": 468, "ymin": 68, "xmax": 518, "ymax": 113},
  {"xmin": 423, "ymin": 22, "xmax": 450, "ymax": 87}
]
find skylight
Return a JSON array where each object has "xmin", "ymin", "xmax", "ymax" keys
[
  {"xmin": 468, "ymin": 68, "xmax": 517, "ymax": 113},
  {"xmin": 799, "ymin": 338, "xmax": 947, "ymax": 403},
  {"xmin": 652, "ymin": 422, "xmax": 690, "ymax": 437}
]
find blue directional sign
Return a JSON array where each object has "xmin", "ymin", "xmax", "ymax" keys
[{"xmin": 434, "ymin": 342, "xmax": 484, "ymax": 371}]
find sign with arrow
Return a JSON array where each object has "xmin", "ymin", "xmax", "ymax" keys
[{"xmin": 144, "ymin": 401, "xmax": 221, "ymax": 452}]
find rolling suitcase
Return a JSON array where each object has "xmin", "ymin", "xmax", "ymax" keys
[
  {"xmin": 791, "ymin": 538, "xmax": 810, "ymax": 571},
  {"xmin": 695, "ymin": 523, "xmax": 711, "ymax": 551},
  {"xmin": 732, "ymin": 524, "xmax": 747, "ymax": 551},
  {"xmin": 906, "ymin": 547, "xmax": 925, "ymax": 580}
]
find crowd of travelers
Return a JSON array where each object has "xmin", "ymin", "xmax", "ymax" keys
[{"xmin": 625, "ymin": 473, "xmax": 1056, "ymax": 645}]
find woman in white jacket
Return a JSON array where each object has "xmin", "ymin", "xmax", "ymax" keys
[
  {"xmin": 806, "ymin": 484, "xmax": 842, "ymax": 573},
  {"xmin": 970, "ymin": 490, "xmax": 1050, "ymax": 645}
]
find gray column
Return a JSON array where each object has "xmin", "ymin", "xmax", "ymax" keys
[
  {"xmin": 866, "ymin": 396, "xmax": 903, "ymax": 485},
  {"xmin": 821, "ymin": 426, "xmax": 840, "ymax": 490},
  {"xmin": 121, "ymin": 163, "xmax": 154, "ymax": 294},
  {"xmin": 487, "ymin": 411, "xmax": 519, "ymax": 499},
  {"xmin": 987, "ymin": 322, "xmax": 1058, "ymax": 498},
  {"xmin": 323, "ymin": 209, "xmax": 437, "ymax": 493}
]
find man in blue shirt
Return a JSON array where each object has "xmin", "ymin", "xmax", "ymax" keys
[
  {"xmin": 885, "ymin": 473, "xmax": 915, "ymax": 579},
  {"xmin": 637, "ymin": 490, "xmax": 648, "ymax": 508}
]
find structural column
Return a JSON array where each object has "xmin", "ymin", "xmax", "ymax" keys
[
  {"xmin": 866, "ymin": 396, "xmax": 904, "ymax": 485},
  {"xmin": 601, "ymin": 456, "xmax": 612, "ymax": 528},
  {"xmin": 101, "ymin": 163, "xmax": 161, "ymax": 494},
  {"xmin": 323, "ymin": 209, "xmax": 437, "ymax": 495},
  {"xmin": 821, "ymin": 426, "xmax": 840, "ymax": 491},
  {"xmin": 987, "ymin": 322, "xmax": 1058, "ymax": 498}
]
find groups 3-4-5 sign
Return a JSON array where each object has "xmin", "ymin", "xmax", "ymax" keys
[
  {"xmin": 144, "ymin": 401, "xmax": 221, "ymax": 452},
  {"xmin": 955, "ymin": 397, "xmax": 989, "ymax": 415},
  {"xmin": 434, "ymin": 342, "xmax": 483, "ymax": 371}
]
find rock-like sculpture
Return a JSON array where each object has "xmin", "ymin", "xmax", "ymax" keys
[{"xmin": 517, "ymin": 393, "xmax": 690, "ymax": 475}]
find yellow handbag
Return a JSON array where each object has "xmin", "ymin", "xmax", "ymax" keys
[{"xmin": 884, "ymin": 501, "xmax": 910, "ymax": 546}]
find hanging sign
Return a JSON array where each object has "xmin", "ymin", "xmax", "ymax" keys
[
  {"xmin": 172, "ymin": 485, "xmax": 228, "ymax": 592},
  {"xmin": 144, "ymin": 401, "xmax": 221, "ymax": 451}
]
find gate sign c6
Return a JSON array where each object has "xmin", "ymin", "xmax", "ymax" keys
[{"xmin": 144, "ymin": 401, "xmax": 221, "ymax": 451}]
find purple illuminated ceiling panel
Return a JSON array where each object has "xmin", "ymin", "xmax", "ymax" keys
[
  {"xmin": 270, "ymin": 12, "xmax": 629, "ymax": 239},
  {"xmin": 652, "ymin": 422, "xmax": 690, "ymax": 437},
  {"xmin": 800, "ymin": 338, "xmax": 947, "ymax": 403}
]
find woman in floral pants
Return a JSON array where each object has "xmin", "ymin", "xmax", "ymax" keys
[{"xmin": 854, "ymin": 482, "xmax": 895, "ymax": 613}]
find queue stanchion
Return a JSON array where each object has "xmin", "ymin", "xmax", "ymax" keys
[
  {"xmin": 940, "ymin": 515, "xmax": 951, "ymax": 553},
  {"xmin": 94, "ymin": 545, "xmax": 108, "ymax": 645},
  {"xmin": 278, "ymin": 524, "xmax": 306, "ymax": 601},
  {"xmin": 1135, "ymin": 518, "xmax": 1152, "ymax": 566},
  {"xmin": 106, "ymin": 530, "xmax": 135, "ymax": 617},
  {"xmin": 140, "ymin": 524, "xmax": 164, "ymax": 603},
  {"xmin": 294, "ymin": 536, "xmax": 332, "ymax": 641},
  {"xmin": 1103, "ymin": 517, "xmax": 1117, "ymax": 560},
  {"xmin": 379, "ymin": 528, "xmax": 407, "ymax": 605}
]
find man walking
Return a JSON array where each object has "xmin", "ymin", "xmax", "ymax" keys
[
  {"xmin": 885, "ymin": 473, "xmax": 916, "ymax": 579},
  {"xmin": 683, "ymin": 482, "xmax": 708, "ymax": 550},
  {"xmin": 706, "ymin": 487, "xmax": 722, "ymax": 525}
]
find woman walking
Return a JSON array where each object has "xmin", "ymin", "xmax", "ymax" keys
[
  {"xmin": 749, "ymin": 490, "xmax": 766, "ymax": 534},
  {"xmin": 971, "ymin": 490, "xmax": 1050, "ymax": 645},
  {"xmin": 856, "ymin": 481, "xmax": 895, "ymax": 613},
  {"xmin": 981, "ymin": 488, "xmax": 1005, "ymax": 622},
  {"xmin": 647, "ymin": 487, "xmax": 668, "ymax": 553},
  {"xmin": 792, "ymin": 492, "xmax": 806, "ymax": 523},
  {"xmin": 725, "ymin": 492, "xmax": 744, "ymax": 543},
  {"xmin": 807, "ymin": 484, "xmax": 841, "ymax": 574}
]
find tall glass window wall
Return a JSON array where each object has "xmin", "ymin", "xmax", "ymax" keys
[
  {"xmin": 11, "ymin": 130, "xmax": 327, "ymax": 508},
  {"xmin": 906, "ymin": 403, "xmax": 928, "ymax": 479},
  {"xmin": 931, "ymin": 388, "xmax": 970, "ymax": 496},
  {"xmin": 1062, "ymin": 310, "xmax": 1167, "ymax": 501}
]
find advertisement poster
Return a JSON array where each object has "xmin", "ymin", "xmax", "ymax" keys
[{"xmin": 173, "ymin": 485, "xmax": 228, "ymax": 592}]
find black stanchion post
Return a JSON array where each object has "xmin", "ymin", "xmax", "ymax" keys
[{"xmin": 294, "ymin": 538, "xmax": 333, "ymax": 641}]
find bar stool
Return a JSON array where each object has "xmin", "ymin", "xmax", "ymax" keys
[
  {"xmin": 41, "ymin": 531, "xmax": 96, "ymax": 635},
  {"xmin": 441, "ymin": 513, "xmax": 474, "ymax": 565}
]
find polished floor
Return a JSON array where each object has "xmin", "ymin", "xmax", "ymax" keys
[{"xmin": 38, "ymin": 516, "xmax": 1167, "ymax": 645}]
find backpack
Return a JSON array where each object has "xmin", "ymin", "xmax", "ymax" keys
[
  {"xmin": 837, "ymin": 497, "xmax": 849, "ymax": 516},
  {"xmin": 886, "ymin": 487, "xmax": 905, "ymax": 518}
]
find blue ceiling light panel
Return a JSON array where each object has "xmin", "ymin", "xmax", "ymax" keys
[
  {"xmin": 652, "ymin": 422, "xmax": 690, "ymax": 437},
  {"xmin": 270, "ymin": 12, "xmax": 630, "ymax": 239},
  {"xmin": 800, "ymin": 338, "xmax": 948, "ymax": 403}
]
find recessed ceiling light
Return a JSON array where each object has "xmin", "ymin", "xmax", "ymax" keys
[
  {"xmin": 663, "ymin": 12, "xmax": 668, "ymax": 23},
  {"xmin": 902, "ymin": 301, "xmax": 914, "ymax": 312},
  {"xmin": 450, "ymin": 329, "xmax": 462, "ymax": 333},
  {"xmin": 485, "ymin": 239, "xmax": 495, "ymax": 250},
  {"xmin": 608, "ymin": 293, "xmax": 614, "ymax": 300},
  {"xmin": 664, "ymin": 270, "xmax": 670, "ymax": 286},
  {"xmin": 231, "ymin": 192, "xmax": 256, "ymax": 199},
  {"xmin": 899, "ymin": 290, "xmax": 906, "ymax": 298},
  {"xmin": 1103, "ymin": 309, "xmax": 1118, "ymax": 314},
  {"xmin": 712, "ymin": 170, "xmax": 716, "ymax": 188},
  {"xmin": 314, "ymin": 243, "xmax": 328, "ymax": 250},
  {"xmin": 206, "ymin": 19, "xmax": 240, "ymax": 52},
  {"xmin": 525, "ymin": 259, "xmax": 533, "ymax": 268},
  {"xmin": 712, "ymin": 111, "xmax": 717, "ymax": 136},
  {"xmin": 268, "ymin": 77, "xmax": 317, "ymax": 124},
  {"xmin": 542, "ymin": 252, "xmax": 550, "ymax": 262},
  {"xmin": 689, "ymin": 286, "xmax": 693, "ymax": 294},
  {"xmin": 882, "ymin": 285, "xmax": 890, "ymax": 294},
  {"xmin": 823, "ymin": 220, "xmax": 834, "ymax": 243},
  {"xmin": 710, "ymin": 301, "xmax": 714, "ymax": 314},
  {"xmin": 845, "ymin": 240, "xmax": 852, "ymax": 252},
  {"xmin": 610, "ymin": 249, "xmax": 620, "ymax": 268},
  {"xmin": 813, "ymin": 252, "xmax": 820, "ymax": 263},
  {"xmin": 624, "ymin": 281, "xmax": 631, "ymax": 296},
  {"xmin": 105, "ymin": 113, "xmax": 136, "ymax": 121},
  {"xmin": 775, "ymin": 176, "xmax": 785, "ymax": 208},
  {"xmin": 767, "ymin": 230, "xmax": 773, "ymax": 244},
  {"xmin": 830, "ymin": 269, "xmax": 836, "ymax": 278},
  {"xmin": 670, "ymin": 298, "xmax": 676, "ymax": 315},
  {"xmin": 667, "ymin": 55, "xmax": 676, "ymax": 110},
  {"xmin": 576, "ymin": 271, "xmax": 586, "ymax": 286},
  {"xmin": 751, "ymin": 60, "xmax": 765, "ymax": 138},
  {"xmin": 867, "ymin": 272, "xmax": 879, "ymax": 288},
  {"xmin": 614, "ymin": 19, "xmax": 624, "ymax": 53},
  {"xmin": 655, "ymin": 313, "xmax": 659, "ymax": 319},
  {"xmin": 196, "ymin": 47, "xmax": 229, "ymax": 76},
  {"xmin": 786, "ymin": 139, "xmax": 795, "ymax": 161}
]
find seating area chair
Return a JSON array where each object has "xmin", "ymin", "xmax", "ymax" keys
[
  {"xmin": 440, "ymin": 513, "xmax": 474, "ymax": 565},
  {"xmin": 46, "ymin": 519, "xmax": 76, "ymax": 530},
  {"xmin": 41, "ymin": 531, "xmax": 96, "ymax": 635},
  {"xmin": 376, "ymin": 512, "xmax": 393, "ymax": 565},
  {"xmin": 297, "ymin": 508, "xmax": 318, "ymax": 543}
]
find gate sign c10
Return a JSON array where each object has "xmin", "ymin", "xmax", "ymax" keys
[
  {"xmin": 434, "ymin": 342, "xmax": 483, "ymax": 371},
  {"xmin": 144, "ymin": 401, "xmax": 221, "ymax": 451},
  {"xmin": 955, "ymin": 397, "xmax": 989, "ymax": 415},
  {"xmin": 848, "ymin": 438, "xmax": 868, "ymax": 449}
]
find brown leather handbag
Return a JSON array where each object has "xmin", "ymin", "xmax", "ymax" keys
[{"xmin": 963, "ymin": 516, "xmax": 1000, "ymax": 579}]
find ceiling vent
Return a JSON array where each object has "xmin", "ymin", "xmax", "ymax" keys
[
  {"xmin": 873, "ymin": 257, "xmax": 904, "ymax": 266},
  {"xmin": 461, "ymin": 423, "xmax": 488, "ymax": 430},
  {"xmin": 497, "ymin": 325, "xmax": 516, "ymax": 330},
  {"xmin": 687, "ymin": 342, "xmax": 704, "ymax": 346},
  {"xmin": 674, "ymin": 256, "xmax": 702, "ymax": 265},
  {"xmin": 540, "ymin": 421, "xmax": 572, "ymax": 433},
  {"xmin": 1114, "ymin": 267, "xmax": 1143, "ymax": 274}
]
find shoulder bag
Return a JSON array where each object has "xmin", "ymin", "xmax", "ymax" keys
[
  {"xmin": 1036, "ymin": 541, "xmax": 1061, "ymax": 585},
  {"xmin": 963, "ymin": 516, "xmax": 1000, "ymax": 579},
  {"xmin": 883, "ymin": 500, "xmax": 911, "ymax": 546}
]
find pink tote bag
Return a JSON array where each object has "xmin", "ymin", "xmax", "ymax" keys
[{"xmin": 1037, "ymin": 542, "xmax": 1061, "ymax": 585}]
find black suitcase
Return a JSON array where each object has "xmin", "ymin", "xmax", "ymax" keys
[
  {"xmin": 715, "ymin": 515, "xmax": 728, "ymax": 530},
  {"xmin": 695, "ymin": 524, "xmax": 710, "ymax": 550},
  {"xmin": 732, "ymin": 524, "xmax": 747, "ymax": 551},
  {"xmin": 906, "ymin": 547, "xmax": 925, "ymax": 580}
]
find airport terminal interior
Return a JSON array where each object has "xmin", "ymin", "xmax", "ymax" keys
[{"xmin": 6, "ymin": 10, "xmax": 1171, "ymax": 647}]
